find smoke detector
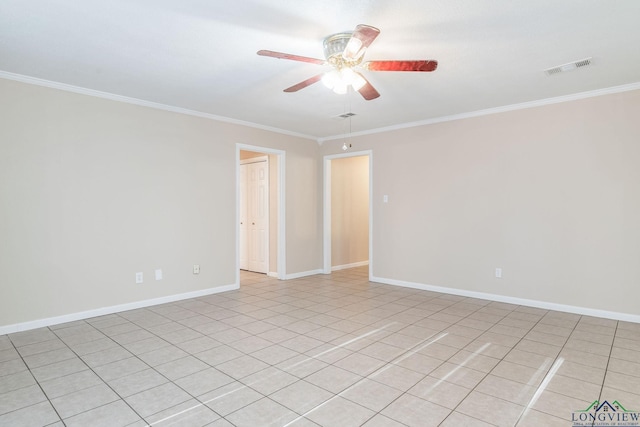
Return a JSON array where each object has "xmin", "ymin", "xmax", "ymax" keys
[{"xmin": 544, "ymin": 58, "xmax": 592, "ymax": 76}]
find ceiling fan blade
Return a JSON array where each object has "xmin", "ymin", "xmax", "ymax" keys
[
  {"xmin": 257, "ymin": 50, "xmax": 325, "ymax": 65},
  {"xmin": 355, "ymin": 73, "xmax": 380, "ymax": 100},
  {"xmin": 283, "ymin": 74, "xmax": 324, "ymax": 92},
  {"xmin": 363, "ymin": 60, "xmax": 438, "ymax": 72},
  {"xmin": 342, "ymin": 24, "xmax": 380, "ymax": 60}
]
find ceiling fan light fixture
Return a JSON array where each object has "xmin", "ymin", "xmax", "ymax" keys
[
  {"xmin": 322, "ymin": 68, "xmax": 364, "ymax": 93},
  {"xmin": 350, "ymin": 72, "xmax": 366, "ymax": 90},
  {"xmin": 333, "ymin": 81, "xmax": 348, "ymax": 94},
  {"xmin": 321, "ymin": 70, "xmax": 340, "ymax": 89},
  {"xmin": 341, "ymin": 67, "xmax": 357, "ymax": 83},
  {"xmin": 323, "ymin": 33, "xmax": 352, "ymax": 61},
  {"xmin": 343, "ymin": 38, "xmax": 363, "ymax": 59},
  {"xmin": 322, "ymin": 68, "xmax": 367, "ymax": 94}
]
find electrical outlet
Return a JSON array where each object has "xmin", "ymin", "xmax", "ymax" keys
[
  {"xmin": 495, "ymin": 268, "xmax": 502, "ymax": 279},
  {"xmin": 193, "ymin": 264, "xmax": 200, "ymax": 274},
  {"xmin": 155, "ymin": 269, "xmax": 162, "ymax": 280},
  {"xmin": 135, "ymin": 272, "xmax": 143, "ymax": 284}
]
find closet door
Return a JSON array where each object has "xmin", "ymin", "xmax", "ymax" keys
[
  {"xmin": 239, "ymin": 164, "xmax": 248, "ymax": 270},
  {"xmin": 247, "ymin": 161, "xmax": 268, "ymax": 273}
]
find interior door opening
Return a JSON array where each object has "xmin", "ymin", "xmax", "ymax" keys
[
  {"xmin": 237, "ymin": 146, "xmax": 285, "ymax": 285},
  {"xmin": 324, "ymin": 151, "xmax": 372, "ymax": 278},
  {"xmin": 239, "ymin": 155, "xmax": 269, "ymax": 274}
]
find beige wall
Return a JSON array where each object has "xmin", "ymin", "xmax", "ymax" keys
[
  {"xmin": 331, "ymin": 156, "xmax": 369, "ymax": 268},
  {"xmin": 2, "ymin": 76, "xmax": 639, "ymax": 329},
  {"xmin": 0, "ymin": 78, "xmax": 321, "ymax": 328},
  {"xmin": 321, "ymin": 89, "xmax": 640, "ymax": 317}
]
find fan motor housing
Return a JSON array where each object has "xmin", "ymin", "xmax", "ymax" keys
[{"xmin": 323, "ymin": 32, "xmax": 362, "ymax": 68}]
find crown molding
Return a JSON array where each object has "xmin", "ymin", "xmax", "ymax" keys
[
  {"xmin": 3, "ymin": 70, "xmax": 638, "ymax": 145},
  {"xmin": 317, "ymin": 81, "xmax": 640, "ymax": 143},
  {"xmin": 0, "ymin": 71, "xmax": 317, "ymax": 142}
]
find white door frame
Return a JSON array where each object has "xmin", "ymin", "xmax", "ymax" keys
[
  {"xmin": 323, "ymin": 150, "xmax": 373, "ymax": 279},
  {"xmin": 236, "ymin": 144, "xmax": 286, "ymax": 284}
]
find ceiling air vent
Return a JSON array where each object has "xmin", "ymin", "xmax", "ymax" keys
[
  {"xmin": 335, "ymin": 112, "xmax": 356, "ymax": 119},
  {"xmin": 544, "ymin": 57, "xmax": 592, "ymax": 76}
]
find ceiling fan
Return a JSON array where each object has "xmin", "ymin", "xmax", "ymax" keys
[{"xmin": 257, "ymin": 24, "xmax": 438, "ymax": 100}]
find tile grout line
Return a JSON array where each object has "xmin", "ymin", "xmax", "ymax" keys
[
  {"xmin": 511, "ymin": 312, "xmax": 586, "ymax": 426},
  {"xmin": 199, "ymin": 321, "xmax": 398, "ymax": 425},
  {"xmin": 106, "ymin": 308, "xmax": 237, "ymax": 425},
  {"xmin": 91, "ymin": 297, "xmax": 282, "ymax": 425},
  {"xmin": 361, "ymin": 301, "xmax": 502, "ymax": 424},
  {"xmin": 442, "ymin": 306, "xmax": 572, "ymax": 426},
  {"xmin": 116, "ymin": 277, "xmax": 379, "ymax": 425},
  {"xmin": 40, "ymin": 311, "xmax": 210, "ymax": 426},
  {"xmin": 217, "ymin": 270, "xmax": 419, "ymax": 424},
  {"xmin": 403, "ymin": 300, "xmax": 530, "ymax": 426},
  {"xmin": 278, "ymin": 292, "xmax": 512, "ymax": 425},
  {"xmin": 270, "ymin": 274, "xmax": 542, "ymax": 426},
  {"xmin": 593, "ymin": 320, "xmax": 620, "ymax": 427},
  {"xmin": 48, "ymin": 318, "xmax": 151, "ymax": 426},
  {"xmin": 3, "ymin": 333, "xmax": 67, "ymax": 425},
  {"xmin": 207, "ymin": 271, "xmax": 382, "ymax": 425}
]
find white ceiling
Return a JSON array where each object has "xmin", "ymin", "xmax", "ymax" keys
[{"xmin": 2, "ymin": 0, "xmax": 640, "ymax": 141}]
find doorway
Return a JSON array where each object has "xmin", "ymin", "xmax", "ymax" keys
[
  {"xmin": 323, "ymin": 150, "xmax": 373, "ymax": 278},
  {"xmin": 237, "ymin": 145, "xmax": 286, "ymax": 285},
  {"xmin": 239, "ymin": 155, "xmax": 269, "ymax": 273}
]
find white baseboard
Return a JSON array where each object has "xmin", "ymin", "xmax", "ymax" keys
[
  {"xmin": 332, "ymin": 261, "xmax": 369, "ymax": 271},
  {"xmin": 0, "ymin": 283, "xmax": 239, "ymax": 336},
  {"xmin": 285, "ymin": 269, "xmax": 323, "ymax": 280},
  {"xmin": 371, "ymin": 276, "xmax": 640, "ymax": 324},
  {"xmin": 7, "ymin": 274, "xmax": 636, "ymax": 335},
  {"xmin": 267, "ymin": 272, "xmax": 279, "ymax": 278}
]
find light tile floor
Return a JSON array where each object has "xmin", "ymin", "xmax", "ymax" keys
[{"xmin": 1, "ymin": 266, "xmax": 639, "ymax": 426}]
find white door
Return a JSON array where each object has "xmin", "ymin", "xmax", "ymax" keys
[
  {"xmin": 239, "ymin": 158, "xmax": 268, "ymax": 273},
  {"xmin": 239, "ymin": 164, "xmax": 248, "ymax": 270},
  {"xmin": 248, "ymin": 161, "xmax": 268, "ymax": 273}
]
